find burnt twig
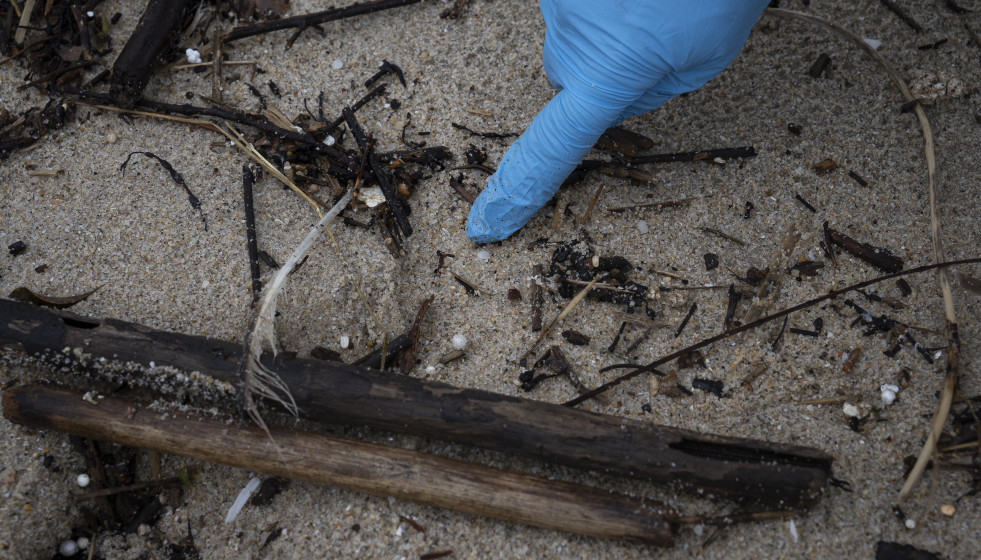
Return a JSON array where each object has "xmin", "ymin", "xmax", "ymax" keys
[
  {"xmin": 242, "ymin": 165, "xmax": 262, "ymax": 302},
  {"xmin": 110, "ymin": 0, "xmax": 194, "ymax": 106},
  {"xmin": 344, "ymin": 108, "xmax": 412, "ymax": 237},
  {"xmin": 824, "ymin": 222, "xmax": 903, "ymax": 273},
  {"xmin": 451, "ymin": 122, "xmax": 518, "ymax": 139},
  {"xmin": 626, "ymin": 146, "xmax": 756, "ymax": 165},
  {"xmin": 223, "ymin": 0, "xmax": 423, "ymax": 45},
  {"xmin": 878, "ymin": 0, "xmax": 923, "ymax": 32}
]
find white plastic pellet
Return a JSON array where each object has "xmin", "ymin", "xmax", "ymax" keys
[
  {"xmin": 185, "ymin": 48, "xmax": 202, "ymax": 64},
  {"xmin": 880, "ymin": 384, "xmax": 900, "ymax": 406},
  {"xmin": 451, "ymin": 334, "xmax": 467, "ymax": 350},
  {"xmin": 340, "ymin": 336, "xmax": 350, "ymax": 349},
  {"xmin": 637, "ymin": 220, "xmax": 649, "ymax": 234},
  {"xmin": 332, "ymin": 59, "xmax": 344, "ymax": 69},
  {"xmin": 59, "ymin": 540, "xmax": 78, "ymax": 557},
  {"xmin": 76, "ymin": 474, "xmax": 90, "ymax": 488}
]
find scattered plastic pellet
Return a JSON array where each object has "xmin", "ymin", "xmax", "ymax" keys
[
  {"xmin": 59, "ymin": 539, "xmax": 78, "ymax": 557},
  {"xmin": 451, "ymin": 334, "xmax": 467, "ymax": 350},
  {"xmin": 340, "ymin": 336, "xmax": 350, "ymax": 349},
  {"xmin": 332, "ymin": 59, "xmax": 344, "ymax": 69},
  {"xmin": 637, "ymin": 220, "xmax": 649, "ymax": 234},
  {"xmin": 880, "ymin": 384, "xmax": 900, "ymax": 406},
  {"xmin": 185, "ymin": 48, "xmax": 202, "ymax": 64},
  {"xmin": 76, "ymin": 473, "xmax": 91, "ymax": 488}
]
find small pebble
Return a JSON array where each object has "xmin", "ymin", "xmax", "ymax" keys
[
  {"xmin": 940, "ymin": 504, "xmax": 956, "ymax": 517},
  {"xmin": 863, "ymin": 38, "xmax": 882, "ymax": 50},
  {"xmin": 332, "ymin": 59, "xmax": 344, "ymax": 69},
  {"xmin": 451, "ymin": 334, "xmax": 467, "ymax": 350},
  {"xmin": 59, "ymin": 539, "xmax": 78, "ymax": 557},
  {"xmin": 904, "ymin": 518, "xmax": 916, "ymax": 530},
  {"xmin": 637, "ymin": 220, "xmax": 649, "ymax": 234},
  {"xmin": 339, "ymin": 336, "xmax": 350, "ymax": 349},
  {"xmin": 107, "ymin": 132, "xmax": 117, "ymax": 144},
  {"xmin": 76, "ymin": 473, "xmax": 91, "ymax": 488},
  {"xmin": 842, "ymin": 403, "xmax": 861, "ymax": 417}
]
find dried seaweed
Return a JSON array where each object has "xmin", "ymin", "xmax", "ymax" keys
[{"xmin": 120, "ymin": 151, "xmax": 207, "ymax": 231}]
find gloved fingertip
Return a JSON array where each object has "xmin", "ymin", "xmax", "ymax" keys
[{"xmin": 465, "ymin": 212, "xmax": 505, "ymax": 243}]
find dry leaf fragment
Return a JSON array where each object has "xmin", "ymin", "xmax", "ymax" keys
[{"xmin": 8, "ymin": 286, "xmax": 99, "ymax": 309}]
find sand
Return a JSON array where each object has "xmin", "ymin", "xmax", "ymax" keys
[{"xmin": 1, "ymin": 1, "xmax": 979, "ymax": 558}]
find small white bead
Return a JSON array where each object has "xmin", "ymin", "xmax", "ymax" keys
[
  {"xmin": 76, "ymin": 474, "xmax": 91, "ymax": 488},
  {"xmin": 59, "ymin": 540, "xmax": 78, "ymax": 556},
  {"xmin": 340, "ymin": 336, "xmax": 350, "ymax": 349},
  {"xmin": 880, "ymin": 383, "xmax": 900, "ymax": 406},
  {"xmin": 476, "ymin": 250, "xmax": 490, "ymax": 262},
  {"xmin": 637, "ymin": 220, "xmax": 649, "ymax": 234},
  {"xmin": 76, "ymin": 537, "xmax": 89, "ymax": 550},
  {"xmin": 332, "ymin": 59, "xmax": 344, "ymax": 69},
  {"xmin": 451, "ymin": 334, "xmax": 467, "ymax": 350}
]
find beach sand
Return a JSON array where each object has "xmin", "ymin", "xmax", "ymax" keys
[{"xmin": 1, "ymin": 1, "xmax": 979, "ymax": 558}]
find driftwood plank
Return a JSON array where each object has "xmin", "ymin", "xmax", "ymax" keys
[
  {"xmin": 2, "ymin": 384, "xmax": 673, "ymax": 544},
  {"xmin": 0, "ymin": 299, "xmax": 833, "ymax": 508}
]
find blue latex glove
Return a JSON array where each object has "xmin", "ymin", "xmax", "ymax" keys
[{"xmin": 466, "ymin": 0, "xmax": 770, "ymax": 243}]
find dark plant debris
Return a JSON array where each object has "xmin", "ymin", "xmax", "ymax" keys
[
  {"xmin": 561, "ymin": 330, "xmax": 590, "ymax": 346},
  {"xmin": 451, "ymin": 122, "xmax": 518, "ymax": 139},
  {"xmin": 8, "ymin": 286, "xmax": 99, "ymax": 309},
  {"xmin": 692, "ymin": 378, "xmax": 724, "ymax": 398},
  {"xmin": 824, "ymin": 222, "xmax": 903, "ymax": 273},
  {"xmin": 8, "ymin": 241, "xmax": 27, "ymax": 256},
  {"xmin": 120, "ymin": 151, "xmax": 208, "ymax": 231}
]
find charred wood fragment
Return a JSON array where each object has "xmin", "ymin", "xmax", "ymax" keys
[
  {"xmin": 0, "ymin": 299, "xmax": 833, "ymax": 508},
  {"xmin": 109, "ymin": 0, "xmax": 194, "ymax": 107}
]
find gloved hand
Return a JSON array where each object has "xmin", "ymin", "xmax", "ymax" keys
[{"xmin": 466, "ymin": 0, "xmax": 770, "ymax": 243}]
